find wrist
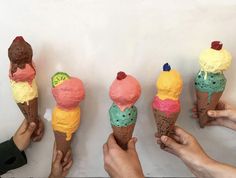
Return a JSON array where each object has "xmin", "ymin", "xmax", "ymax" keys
[
  {"xmin": 195, "ymin": 157, "xmax": 219, "ymax": 178},
  {"xmin": 49, "ymin": 174, "xmax": 63, "ymax": 178}
]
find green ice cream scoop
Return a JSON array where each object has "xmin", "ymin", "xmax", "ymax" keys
[
  {"xmin": 109, "ymin": 103, "xmax": 137, "ymax": 127},
  {"xmin": 195, "ymin": 71, "xmax": 226, "ymax": 101}
]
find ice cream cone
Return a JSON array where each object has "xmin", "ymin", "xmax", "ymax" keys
[
  {"xmin": 17, "ymin": 98, "xmax": 39, "ymax": 123},
  {"xmin": 194, "ymin": 41, "xmax": 232, "ymax": 128},
  {"xmin": 54, "ymin": 131, "xmax": 71, "ymax": 155},
  {"xmin": 109, "ymin": 71, "xmax": 141, "ymax": 150},
  {"xmin": 153, "ymin": 108, "xmax": 179, "ymax": 148},
  {"xmin": 112, "ymin": 124, "xmax": 135, "ymax": 150},
  {"xmin": 196, "ymin": 90, "xmax": 223, "ymax": 128}
]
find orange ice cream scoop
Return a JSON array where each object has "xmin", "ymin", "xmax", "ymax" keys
[{"xmin": 52, "ymin": 106, "xmax": 80, "ymax": 141}]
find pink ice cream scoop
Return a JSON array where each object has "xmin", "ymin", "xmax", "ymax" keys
[
  {"xmin": 152, "ymin": 96, "xmax": 180, "ymax": 117},
  {"xmin": 52, "ymin": 77, "xmax": 85, "ymax": 109},
  {"xmin": 109, "ymin": 71, "xmax": 141, "ymax": 111},
  {"xmin": 9, "ymin": 64, "xmax": 36, "ymax": 84}
]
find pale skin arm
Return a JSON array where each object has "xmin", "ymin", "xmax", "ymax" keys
[{"xmin": 156, "ymin": 126, "xmax": 236, "ymax": 178}]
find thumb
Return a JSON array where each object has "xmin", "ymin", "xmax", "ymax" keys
[
  {"xmin": 24, "ymin": 122, "xmax": 36, "ymax": 137},
  {"xmin": 127, "ymin": 137, "xmax": 137, "ymax": 152},
  {"xmin": 207, "ymin": 110, "xmax": 231, "ymax": 118},
  {"xmin": 161, "ymin": 136, "xmax": 181, "ymax": 154}
]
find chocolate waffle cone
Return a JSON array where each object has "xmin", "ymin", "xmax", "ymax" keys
[
  {"xmin": 153, "ymin": 108, "xmax": 179, "ymax": 149},
  {"xmin": 112, "ymin": 124, "xmax": 135, "ymax": 150},
  {"xmin": 54, "ymin": 131, "xmax": 71, "ymax": 156},
  {"xmin": 196, "ymin": 90, "xmax": 223, "ymax": 128}
]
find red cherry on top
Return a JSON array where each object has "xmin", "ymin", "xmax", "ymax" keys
[
  {"xmin": 13, "ymin": 36, "xmax": 24, "ymax": 42},
  {"xmin": 211, "ymin": 41, "xmax": 223, "ymax": 50},
  {"xmin": 117, "ymin": 71, "xmax": 127, "ymax": 80}
]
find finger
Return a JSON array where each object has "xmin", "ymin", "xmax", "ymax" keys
[
  {"xmin": 18, "ymin": 119, "xmax": 28, "ymax": 133},
  {"xmin": 156, "ymin": 139, "xmax": 162, "ymax": 145},
  {"xmin": 208, "ymin": 118, "xmax": 236, "ymax": 130},
  {"xmin": 161, "ymin": 135, "xmax": 181, "ymax": 154},
  {"xmin": 174, "ymin": 126, "xmax": 190, "ymax": 137},
  {"xmin": 170, "ymin": 134, "xmax": 181, "ymax": 143},
  {"xmin": 54, "ymin": 151, "xmax": 63, "ymax": 164},
  {"xmin": 207, "ymin": 110, "xmax": 232, "ymax": 118},
  {"xmin": 37, "ymin": 119, "xmax": 44, "ymax": 135},
  {"xmin": 32, "ymin": 132, "xmax": 43, "ymax": 142},
  {"xmin": 63, "ymin": 160, "xmax": 73, "ymax": 172},
  {"xmin": 127, "ymin": 137, "xmax": 137, "ymax": 151},
  {"xmin": 107, "ymin": 134, "xmax": 119, "ymax": 149},
  {"xmin": 52, "ymin": 142, "xmax": 57, "ymax": 162},
  {"xmin": 191, "ymin": 113, "xmax": 199, "ymax": 119},
  {"xmin": 174, "ymin": 126, "xmax": 192, "ymax": 144},
  {"xmin": 103, "ymin": 143, "xmax": 109, "ymax": 157},
  {"xmin": 24, "ymin": 122, "xmax": 36, "ymax": 137},
  {"xmin": 63, "ymin": 149, "xmax": 72, "ymax": 163},
  {"xmin": 163, "ymin": 147, "xmax": 178, "ymax": 156},
  {"xmin": 192, "ymin": 106, "xmax": 197, "ymax": 112}
]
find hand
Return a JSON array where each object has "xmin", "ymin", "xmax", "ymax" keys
[
  {"xmin": 49, "ymin": 142, "xmax": 73, "ymax": 178},
  {"xmin": 103, "ymin": 134, "xmax": 144, "ymax": 178},
  {"xmin": 192, "ymin": 101, "xmax": 236, "ymax": 131},
  {"xmin": 156, "ymin": 126, "xmax": 215, "ymax": 178},
  {"xmin": 32, "ymin": 117, "xmax": 45, "ymax": 142},
  {"xmin": 13, "ymin": 119, "xmax": 36, "ymax": 151}
]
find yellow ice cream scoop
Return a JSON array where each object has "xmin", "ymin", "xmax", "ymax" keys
[
  {"xmin": 199, "ymin": 41, "xmax": 232, "ymax": 73},
  {"xmin": 52, "ymin": 106, "xmax": 80, "ymax": 141},
  {"xmin": 10, "ymin": 79, "xmax": 38, "ymax": 104},
  {"xmin": 156, "ymin": 63, "xmax": 183, "ymax": 100}
]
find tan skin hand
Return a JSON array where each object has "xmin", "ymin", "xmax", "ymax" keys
[
  {"xmin": 13, "ymin": 119, "xmax": 36, "ymax": 151},
  {"xmin": 103, "ymin": 134, "xmax": 144, "ymax": 178},
  {"xmin": 32, "ymin": 117, "xmax": 45, "ymax": 142},
  {"xmin": 49, "ymin": 142, "xmax": 73, "ymax": 178},
  {"xmin": 192, "ymin": 101, "xmax": 236, "ymax": 130},
  {"xmin": 156, "ymin": 126, "xmax": 215, "ymax": 178}
]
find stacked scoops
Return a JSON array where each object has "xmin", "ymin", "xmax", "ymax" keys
[
  {"xmin": 8, "ymin": 36, "xmax": 39, "ymax": 132},
  {"xmin": 51, "ymin": 72, "xmax": 85, "ymax": 155},
  {"xmin": 109, "ymin": 72, "xmax": 141, "ymax": 150},
  {"xmin": 195, "ymin": 41, "xmax": 232, "ymax": 128},
  {"xmin": 152, "ymin": 63, "xmax": 183, "ymax": 148}
]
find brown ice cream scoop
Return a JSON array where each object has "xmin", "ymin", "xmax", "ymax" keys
[{"xmin": 8, "ymin": 36, "xmax": 33, "ymax": 65}]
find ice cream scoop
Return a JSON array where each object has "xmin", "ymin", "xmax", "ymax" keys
[{"xmin": 109, "ymin": 71, "xmax": 141, "ymax": 111}]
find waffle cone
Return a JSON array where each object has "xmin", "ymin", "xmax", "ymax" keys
[
  {"xmin": 196, "ymin": 90, "xmax": 223, "ymax": 128},
  {"xmin": 54, "ymin": 131, "xmax": 71, "ymax": 156},
  {"xmin": 153, "ymin": 108, "xmax": 179, "ymax": 148},
  {"xmin": 112, "ymin": 124, "xmax": 135, "ymax": 150},
  {"xmin": 17, "ymin": 98, "xmax": 39, "ymax": 135}
]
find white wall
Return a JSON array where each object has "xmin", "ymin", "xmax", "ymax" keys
[{"xmin": 0, "ymin": 0, "xmax": 236, "ymax": 177}]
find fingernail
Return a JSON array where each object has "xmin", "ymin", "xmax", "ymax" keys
[
  {"xmin": 30, "ymin": 123, "xmax": 36, "ymax": 128},
  {"xmin": 133, "ymin": 137, "xmax": 138, "ymax": 143},
  {"xmin": 208, "ymin": 111, "xmax": 214, "ymax": 116},
  {"xmin": 161, "ymin": 136, "xmax": 167, "ymax": 142}
]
